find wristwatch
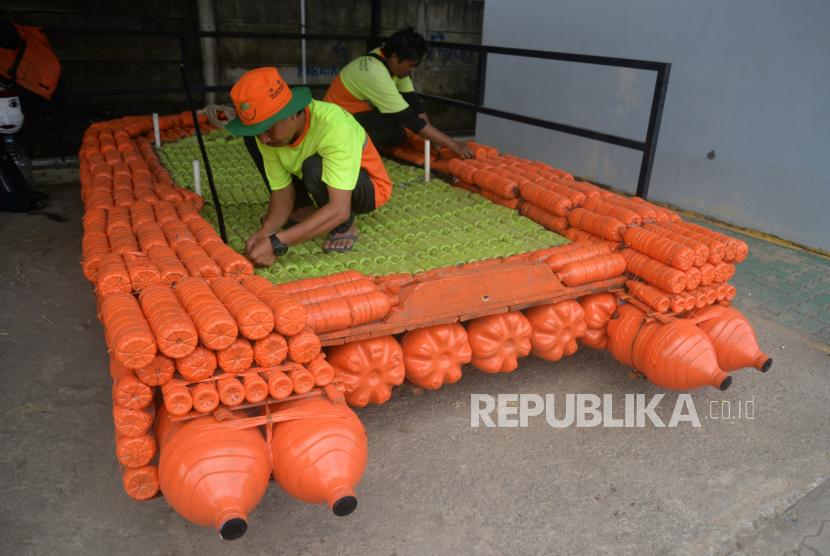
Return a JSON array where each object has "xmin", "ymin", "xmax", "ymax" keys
[{"xmin": 268, "ymin": 233, "xmax": 289, "ymax": 257}]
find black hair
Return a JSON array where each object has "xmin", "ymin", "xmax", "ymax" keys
[{"xmin": 381, "ymin": 27, "xmax": 430, "ymax": 64}]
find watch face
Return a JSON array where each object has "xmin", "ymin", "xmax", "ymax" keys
[{"xmin": 269, "ymin": 233, "xmax": 289, "ymax": 257}]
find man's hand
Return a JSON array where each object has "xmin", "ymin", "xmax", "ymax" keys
[
  {"xmin": 450, "ymin": 140, "xmax": 476, "ymax": 160},
  {"xmin": 247, "ymin": 236, "xmax": 276, "ymax": 268},
  {"xmin": 245, "ymin": 228, "xmax": 271, "ymax": 257}
]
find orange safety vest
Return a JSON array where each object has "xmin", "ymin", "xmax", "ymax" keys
[{"xmin": 0, "ymin": 22, "xmax": 61, "ymax": 100}]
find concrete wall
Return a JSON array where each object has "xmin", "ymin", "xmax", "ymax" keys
[
  {"xmin": 7, "ymin": 0, "xmax": 483, "ymax": 158},
  {"xmin": 477, "ymin": 0, "xmax": 830, "ymax": 251}
]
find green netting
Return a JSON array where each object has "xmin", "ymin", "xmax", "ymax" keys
[{"xmin": 157, "ymin": 130, "xmax": 568, "ymax": 284}]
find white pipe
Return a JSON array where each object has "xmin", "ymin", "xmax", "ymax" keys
[
  {"xmin": 198, "ymin": 0, "xmax": 218, "ymax": 106},
  {"xmin": 153, "ymin": 114, "xmax": 161, "ymax": 147},
  {"xmin": 193, "ymin": 160, "xmax": 202, "ymax": 197},
  {"xmin": 424, "ymin": 140, "xmax": 430, "ymax": 181},
  {"xmin": 300, "ymin": 0, "xmax": 307, "ymax": 85}
]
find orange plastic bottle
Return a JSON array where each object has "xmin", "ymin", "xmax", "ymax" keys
[
  {"xmin": 524, "ymin": 300, "xmax": 587, "ymax": 361},
  {"xmin": 192, "ymin": 381, "xmax": 220, "ymax": 413},
  {"xmin": 691, "ymin": 305, "xmax": 772, "ymax": 372},
  {"xmin": 243, "ymin": 374, "xmax": 269, "ymax": 403},
  {"xmin": 289, "ymin": 367, "xmax": 315, "ymax": 395},
  {"xmin": 327, "ymin": 336, "xmax": 406, "ymax": 406},
  {"xmin": 217, "ymin": 376, "xmax": 246, "ymax": 407},
  {"xmin": 467, "ymin": 311, "xmax": 532, "ymax": 373},
  {"xmin": 577, "ymin": 292, "xmax": 618, "ymax": 349},
  {"xmin": 265, "ymin": 370, "xmax": 293, "ymax": 399},
  {"xmin": 307, "ymin": 354, "xmax": 335, "ymax": 387},
  {"xmin": 400, "ymin": 323, "xmax": 472, "ymax": 389},
  {"xmin": 269, "ymin": 396, "xmax": 368, "ymax": 516},
  {"xmin": 162, "ymin": 379, "xmax": 193, "ymax": 416},
  {"xmin": 155, "ymin": 406, "xmax": 271, "ymax": 539}
]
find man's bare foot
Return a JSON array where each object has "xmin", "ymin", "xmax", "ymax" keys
[
  {"xmin": 323, "ymin": 223, "xmax": 359, "ymax": 253},
  {"xmin": 289, "ymin": 205, "xmax": 316, "ymax": 224}
]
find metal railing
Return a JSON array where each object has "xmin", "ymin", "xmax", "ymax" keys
[{"xmin": 31, "ymin": 20, "xmax": 669, "ymax": 198}]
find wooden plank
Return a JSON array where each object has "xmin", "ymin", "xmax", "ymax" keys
[{"xmin": 317, "ymin": 272, "xmax": 627, "ymax": 346}]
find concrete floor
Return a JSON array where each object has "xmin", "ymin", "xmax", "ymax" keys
[{"xmin": 1, "ymin": 181, "xmax": 829, "ymax": 556}]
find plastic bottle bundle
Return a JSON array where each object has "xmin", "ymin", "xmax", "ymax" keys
[
  {"xmin": 147, "ymin": 245, "xmax": 188, "ymax": 285},
  {"xmin": 138, "ymin": 284, "xmax": 199, "ymax": 359},
  {"xmin": 96, "ymin": 253, "xmax": 133, "ymax": 297},
  {"xmin": 175, "ymin": 243, "xmax": 222, "ymax": 279},
  {"xmin": 582, "ymin": 198, "xmax": 641, "ymax": 228},
  {"xmin": 102, "ymin": 292, "xmax": 158, "ymax": 369},
  {"xmin": 211, "ymin": 277, "xmax": 275, "ymax": 340},
  {"xmin": 174, "ymin": 277, "xmax": 238, "ymax": 350},
  {"xmin": 567, "ymin": 208, "xmax": 626, "ymax": 242},
  {"xmin": 240, "ymin": 275, "xmax": 308, "ymax": 336},
  {"xmin": 204, "ymin": 241, "xmax": 254, "ymax": 276},
  {"xmin": 555, "ymin": 253, "xmax": 627, "ymax": 286}
]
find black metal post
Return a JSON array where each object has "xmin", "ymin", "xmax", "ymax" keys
[
  {"xmin": 370, "ymin": 0, "xmax": 382, "ymax": 50},
  {"xmin": 180, "ymin": 35, "xmax": 192, "ymax": 93},
  {"xmin": 635, "ymin": 63, "xmax": 671, "ymax": 199},
  {"xmin": 55, "ymin": 116, "xmax": 66, "ymax": 162},
  {"xmin": 179, "ymin": 64, "xmax": 227, "ymax": 244},
  {"xmin": 476, "ymin": 51, "xmax": 488, "ymax": 108}
]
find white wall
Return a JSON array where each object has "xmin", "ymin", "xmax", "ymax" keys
[{"xmin": 477, "ymin": 0, "xmax": 830, "ymax": 251}]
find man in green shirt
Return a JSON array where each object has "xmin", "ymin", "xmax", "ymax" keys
[
  {"xmin": 324, "ymin": 27, "xmax": 474, "ymax": 159},
  {"xmin": 225, "ymin": 67, "xmax": 393, "ymax": 265}
]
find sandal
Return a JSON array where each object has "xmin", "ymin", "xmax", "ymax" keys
[{"xmin": 324, "ymin": 230, "xmax": 358, "ymax": 253}]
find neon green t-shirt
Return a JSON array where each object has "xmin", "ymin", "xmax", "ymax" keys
[
  {"xmin": 256, "ymin": 100, "xmax": 367, "ymax": 192},
  {"xmin": 338, "ymin": 47, "xmax": 415, "ymax": 114}
]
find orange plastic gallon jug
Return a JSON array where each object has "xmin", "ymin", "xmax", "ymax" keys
[
  {"xmin": 400, "ymin": 323, "xmax": 472, "ymax": 389},
  {"xmin": 690, "ymin": 305, "xmax": 772, "ymax": 372},
  {"xmin": 525, "ymin": 300, "xmax": 587, "ymax": 361},
  {"xmin": 467, "ymin": 311, "xmax": 532, "ymax": 373},
  {"xmin": 328, "ymin": 336, "xmax": 405, "ymax": 406},
  {"xmin": 269, "ymin": 396, "xmax": 368, "ymax": 516},
  {"xmin": 155, "ymin": 406, "xmax": 271, "ymax": 540}
]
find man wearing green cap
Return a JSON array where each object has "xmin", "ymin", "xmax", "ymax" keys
[{"xmin": 225, "ymin": 67, "xmax": 392, "ymax": 266}]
